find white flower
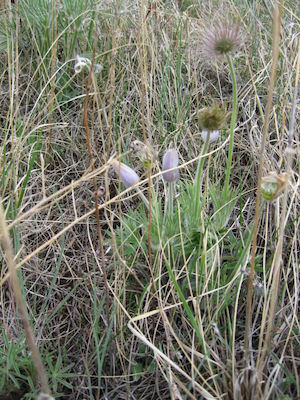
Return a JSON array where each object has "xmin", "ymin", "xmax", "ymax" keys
[
  {"xmin": 111, "ymin": 160, "xmax": 140, "ymax": 188},
  {"xmin": 74, "ymin": 54, "xmax": 102, "ymax": 74},
  {"xmin": 162, "ymin": 149, "xmax": 180, "ymax": 183},
  {"xmin": 201, "ymin": 130, "xmax": 220, "ymax": 143},
  {"xmin": 74, "ymin": 55, "xmax": 90, "ymax": 74},
  {"xmin": 94, "ymin": 63, "xmax": 103, "ymax": 73}
]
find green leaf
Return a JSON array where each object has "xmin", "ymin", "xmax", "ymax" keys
[{"xmin": 132, "ymin": 363, "xmax": 144, "ymax": 382}]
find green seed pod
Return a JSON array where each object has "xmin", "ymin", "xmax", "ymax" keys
[
  {"xmin": 198, "ymin": 106, "xmax": 226, "ymax": 132},
  {"xmin": 261, "ymin": 172, "xmax": 288, "ymax": 201}
]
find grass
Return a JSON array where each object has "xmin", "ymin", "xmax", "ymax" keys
[{"xmin": 0, "ymin": 0, "xmax": 299, "ymax": 399}]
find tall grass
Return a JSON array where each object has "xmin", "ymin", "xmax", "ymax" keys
[{"xmin": 0, "ymin": 0, "xmax": 299, "ymax": 399}]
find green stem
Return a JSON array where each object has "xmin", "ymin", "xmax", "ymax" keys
[
  {"xmin": 164, "ymin": 257, "xmax": 204, "ymax": 349},
  {"xmin": 224, "ymin": 54, "xmax": 238, "ymax": 196},
  {"xmin": 194, "ymin": 134, "xmax": 210, "ymax": 219},
  {"xmin": 136, "ymin": 188, "xmax": 149, "ymax": 210},
  {"xmin": 168, "ymin": 181, "xmax": 174, "ymax": 218}
]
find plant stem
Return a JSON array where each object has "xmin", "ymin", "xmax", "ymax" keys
[
  {"xmin": 0, "ymin": 199, "xmax": 51, "ymax": 396},
  {"xmin": 168, "ymin": 181, "xmax": 174, "ymax": 218},
  {"xmin": 194, "ymin": 134, "xmax": 210, "ymax": 219},
  {"xmin": 255, "ymin": 9, "xmax": 297, "ymax": 396},
  {"xmin": 136, "ymin": 187, "xmax": 149, "ymax": 210},
  {"xmin": 224, "ymin": 54, "xmax": 238, "ymax": 196},
  {"xmin": 83, "ymin": 27, "xmax": 110, "ymax": 324},
  {"xmin": 47, "ymin": 0, "xmax": 57, "ymax": 152},
  {"xmin": 138, "ymin": 0, "xmax": 155, "ymax": 294},
  {"xmin": 244, "ymin": 1, "xmax": 282, "ymax": 367}
]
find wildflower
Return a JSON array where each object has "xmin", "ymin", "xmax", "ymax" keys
[
  {"xmin": 94, "ymin": 63, "xmax": 103, "ymax": 73},
  {"xmin": 74, "ymin": 55, "xmax": 90, "ymax": 74},
  {"xmin": 111, "ymin": 159, "xmax": 140, "ymax": 188},
  {"xmin": 202, "ymin": 21, "xmax": 244, "ymax": 59},
  {"xmin": 261, "ymin": 172, "xmax": 288, "ymax": 200},
  {"xmin": 201, "ymin": 130, "xmax": 220, "ymax": 143},
  {"xmin": 74, "ymin": 54, "xmax": 102, "ymax": 74},
  {"xmin": 162, "ymin": 149, "xmax": 180, "ymax": 183}
]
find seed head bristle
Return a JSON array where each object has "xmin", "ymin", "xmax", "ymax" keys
[{"xmin": 202, "ymin": 21, "xmax": 244, "ymax": 59}]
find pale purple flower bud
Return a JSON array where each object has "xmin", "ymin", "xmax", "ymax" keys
[
  {"xmin": 111, "ymin": 159, "xmax": 140, "ymax": 188},
  {"xmin": 201, "ymin": 130, "xmax": 220, "ymax": 143},
  {"xmin": 162, "ymin": 149, "xmax": 179, "ymax": 182}
]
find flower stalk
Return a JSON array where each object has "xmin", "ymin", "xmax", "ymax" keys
[
  {"xmin": 0, "ymin": 200, "xmax": 51, "ymax": 396},
  {"xmin": 244, "ymin": 3, "xmax": 282, "ymax": 363},
  {"xmin": 224, "ymin": 54, "xmax": 238, "ymax": 196},
  {"xmin": 167, "ymin": 181, "xmax": 175, "ymax": 218},
  {"xmin": 194, "ymin": 133, "xmax": 210, "ymax": 218},
  {"xmin": 162, "ymin": 149, "xmax": 180, "ymax": 218}
]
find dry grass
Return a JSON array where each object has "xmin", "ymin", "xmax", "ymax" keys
[{"xmin": 0, "ymin": 0, "xmax": 299, "ymax": 399}]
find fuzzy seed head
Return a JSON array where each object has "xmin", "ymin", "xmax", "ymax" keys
[
  {"xmin": 111, "ymin": 159, "xmax": 140, "ymax": 188},
  {"xmin": 198, "ymin": 106, "xmax": 226, "ymax": 132},
  {"xmin": 202, "ymin": 22, "xmax": 244, "ymax": 59},
  {"xmin": 130, "ymin": 139, "xmax": 157, "ymax": 167},
  {"xmin": 162, "ymin": 149, "xmax": 180, "ymax": 183}
]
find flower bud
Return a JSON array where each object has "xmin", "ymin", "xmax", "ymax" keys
[
  {"xmin": 201, "ymin": 130, "xmax": 220, "ymax": 143},
  {"xmin": 261, "ymin": 172, "xmax": 288, "ymax": 200},
  {"xmin": 162, "ymin": 149, "xmax": 180, "ymax": 182},
  {"xmin": 111, "ymin": 159, "xmax": 140, "ymax": 188}
]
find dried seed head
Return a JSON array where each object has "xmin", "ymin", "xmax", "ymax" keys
[
  {"xmin": 202, "ymin": 21, "xmax": 244, "ymax": 59},
  {"xmin": 130, "ymin": 139, "xmax": 157, "ymax": 167},
  {"xmin": 94, "ymin": 186, "xmax": 105, "ymax": 198},
  {"xmin": 261, "ymin": 172, "xmax": 288, "ymax": 201},
  {"xmin": 111, "ymin": 159, "xmax": 140, "ymax": 188},
  {"xmin": 198, "ymin": 106, "xmax": 226, "ymax": 132},
  {"xmin": 162, "ymin": 149, "xmax": 180, "ymax": 183}
]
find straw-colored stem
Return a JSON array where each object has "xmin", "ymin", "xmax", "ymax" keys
[
  {"xmin": 83, "ymin": 27, "xmax": 111, "ymax": 322},
  {"xmin": 244, "ymin": 2, "xmax": 282, "ymax": 361},
  {"xmin": 0, "ymin": 200, "xmax": 51, "ymax": 395},
  {"xmin": 105, "ymin": 3, "xmax": 117, "ymax": 159},
  {"xmin": 47, "ymin": 0, "xmax": 58, "ymax": 151},
  {"xmin": 255, "ymin": 27, "xmax": 299, "ymax": 399},
  {"xmin": 138, "ymin": 0, "xmax": 155, "ymax": 294}
]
